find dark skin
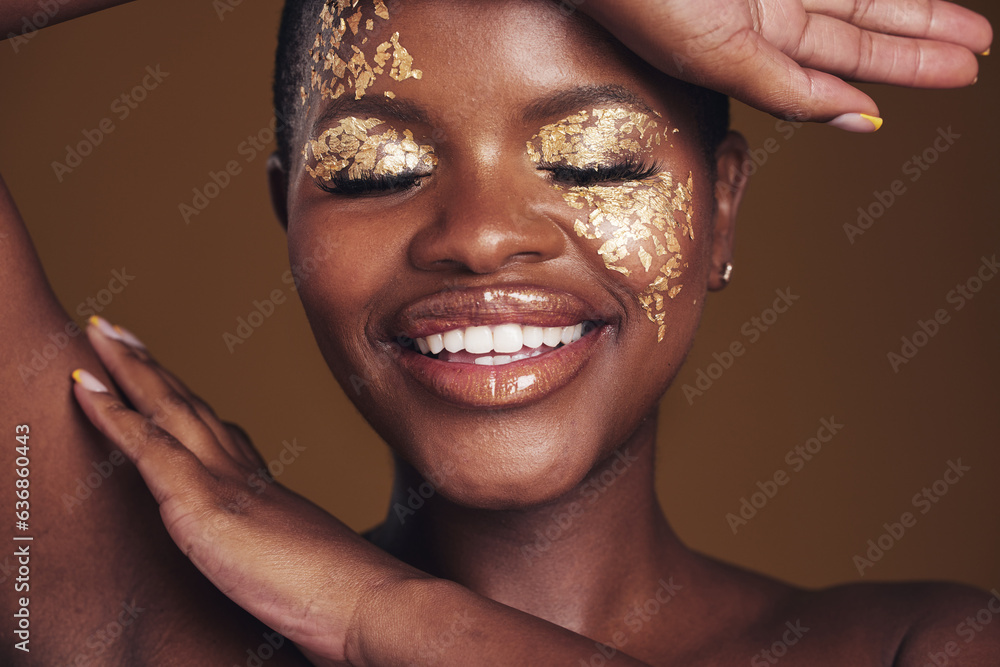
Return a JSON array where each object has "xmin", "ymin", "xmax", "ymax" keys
[{"xmin": 1, "ymin": 0, "xmax": 996, "ymax": 665}]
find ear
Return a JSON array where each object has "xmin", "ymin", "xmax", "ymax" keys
[
  {"xmin": 707, "ymin": 131, "xmax": 750, "ymax": 291},
  {"xmin": 267, "ymin": 152, "xmax": 289, "ymax": 230}
]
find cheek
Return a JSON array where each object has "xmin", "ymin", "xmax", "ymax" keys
[
  {"xmin": 562, "ymin": 171, "xmax": 697, "ymax": 341},
  {"xmin": 286, "ymin": 220, "xmax": 376, "ymax": 343}
]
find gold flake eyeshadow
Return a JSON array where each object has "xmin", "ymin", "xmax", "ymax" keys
[
  {"xmin": 303, "ymin": 0, "xmax": 423, "ymax": 106},
  {"xmin": 304, "ymin": 117, "xmax": 437, "ymax": 183},
  {"xmin": 529, "ymin": 108, "xmax": 694, "ymax": 343}
]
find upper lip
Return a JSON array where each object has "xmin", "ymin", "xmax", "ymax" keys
[{"xmin": 388, "ymin": 285, "xmax": 614, "ymax": 339}]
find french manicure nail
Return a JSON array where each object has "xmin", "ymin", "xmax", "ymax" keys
[
  {"xmin": 72, "ymin": 368, "xmax": 109, "ymax": 393},
  {"xmin": 982, "ymin": 48, "xmax": 990, "ymax": 56},
  {"xmin": 827, "ymin": 113, "xmax": 883, "ymax": 133},
  {"xmin": 88, "ymin": 315, "xmax": 127, "ymax": 343},
  {"xmin": 113, "ymin": 324, "xmax": 147, "ymax": 350}
]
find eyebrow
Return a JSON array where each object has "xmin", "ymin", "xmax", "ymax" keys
[
  {"xmin": 311, "ymin": 96, "xmax": 430, "ymax": 136},
  {"xmin": 521, "ymin": 84, "xmax": 658, "ymax": 122},
  {"xmin": 309, "ymin": 83, "xmax": 657, "ymax": 136}
]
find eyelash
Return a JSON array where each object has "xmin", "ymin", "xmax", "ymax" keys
[
  {"xmin": 314, "ymin": 157, "xmax": 662, "ymax": 197},
  {"xmin": 315, "ymin": 170, "xmax": 424, "ymax": 197},
  {"xmin": 542, "ymin": 158, "xmax": 663, "ymax": 187}
]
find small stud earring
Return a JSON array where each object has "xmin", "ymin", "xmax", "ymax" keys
[{"xmin": 721, "ymin": 262, "xmax": 734, "ymax": 285}]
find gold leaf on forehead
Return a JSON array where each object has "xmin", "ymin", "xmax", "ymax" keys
[
  {"xmin": 384, "ymin": 90, "xmax": 396, "ymax": 98},
  {"xmin": 346, "ymin": 10, "xmax": 362, "ymax": 34},
  {"xmin": 374, "ymin": 0, "xmax": 389, "ymax": 19}
]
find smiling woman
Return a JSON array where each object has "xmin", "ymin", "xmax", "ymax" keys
[{"xmin": 0, "ymin": 0, "xmax": 998, "ymax": 666}]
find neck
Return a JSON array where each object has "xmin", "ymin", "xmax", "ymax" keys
[{"xmin": 368, "ymin": 412, "xmax": 697, "ymax": 635}]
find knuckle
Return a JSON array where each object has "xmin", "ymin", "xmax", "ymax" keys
[{"xmin": 222, "ymin": 421, "xmax": 251, "ymax": 444}]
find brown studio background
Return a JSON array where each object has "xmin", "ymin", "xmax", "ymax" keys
[{"xmin": 1, "ymin": 1, "xmax": 997, "ymax": 592}]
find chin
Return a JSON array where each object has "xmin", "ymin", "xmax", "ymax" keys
[{"xmin": 380, "ymin": 406, "xmax": 623, "ymax": 511}]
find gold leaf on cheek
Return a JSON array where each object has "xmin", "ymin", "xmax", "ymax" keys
[{"xmin": 527, "ymin": 108, "xmax": 695, "ymax": 343}]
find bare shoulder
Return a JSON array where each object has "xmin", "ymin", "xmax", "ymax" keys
[
  {"xmin": 688, "ymin": 555, "xmax": 999, "ymax": 666},
  {"xmin": 792, "ymin": 579, "xmax": 1000, "ymax": 666}
]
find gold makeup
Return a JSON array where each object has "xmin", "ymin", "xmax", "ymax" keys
[
  {"xmin": 528, "ymin": 108, "xmax": 694, "ymax": 342},
  {"xmin": 304, "ymin": 0, "xmax": 423, "ymax": 106},
  {"xmin": 304, "ymin": 116, "xmax": 437, "ymax": 183}
]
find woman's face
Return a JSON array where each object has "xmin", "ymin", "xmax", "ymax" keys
[{"xmin": 273, "ymin": 0, "xmax": 747, "ymax": 509}]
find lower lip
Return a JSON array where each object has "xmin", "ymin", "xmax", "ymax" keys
[{"xmin": 394, "ymin": 326, "xmax": 606, "ymax": 408}]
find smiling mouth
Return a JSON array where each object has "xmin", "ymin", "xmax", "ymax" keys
[{"xmin": 404, "ymin": 321, "xmax": 602, "ymax": 366}]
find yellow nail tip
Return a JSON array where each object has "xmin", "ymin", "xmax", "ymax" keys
[
  {"xmin": 71, "ymin": 369, "xmax": 84, "ymax": 383},
  {"xmin": 982, "ymin": 48, "xmax": 991, "ymax": 56},
  {"xmin": 860, "ymin": 114, "xmax": 884, "ymax": 131}
]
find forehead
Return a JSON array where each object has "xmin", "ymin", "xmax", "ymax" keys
[{"xmin": 299, "ymin": 0, "xmax": 695, "ymax": 135}]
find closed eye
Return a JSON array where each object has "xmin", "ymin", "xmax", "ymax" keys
[
  {"xmin": 542, "ymin": 158, "xmax": 662, "ymax": 187},
  {"xmin": 315, "ymin": 170, "xmax": 425, "ymax": 197}
]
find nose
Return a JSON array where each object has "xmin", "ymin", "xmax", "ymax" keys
[{"xmin": 408, "ymin": 161, "xmax": 565, "ymax": 275}]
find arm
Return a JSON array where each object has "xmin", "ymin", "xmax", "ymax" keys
[
  {"xmin": 1, "ymin": 0, "xmax": 133, "ymax": 34},
  {"xmin": 0, "ymin": 4, "xmax": 313, "ymax": 664}
]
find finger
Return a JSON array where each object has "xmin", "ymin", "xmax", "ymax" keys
[
  {"xmin": 70, "ymin": 370, "xmax": 214, "ymax": 508},
  {"xmin": 95, "ymin": 319, "xmax": 254, "ymax": 465},
  {"xmin": 675, "ymin": 28, "xmax": 880, "ymax": 124},
  {"xmin": 223, "ymin": 421, "xmax": 269, "ymax": 469},
  {"xmin": 801, "ymin": 0, "xmax": 993, "ymax": 53},
  {"xmin": 85, "ymin": 320, "xmax": 235, "ymax": 468},
  {"xmin": 793, "ymin": 14, "xmax": 979, "ymax": 87}
]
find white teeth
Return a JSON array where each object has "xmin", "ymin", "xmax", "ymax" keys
[
  {"xmin": 542, "ymin": 327, "xmax": 563, "ymax": 347},
  {"xmin": 474, "ymin": 356, "xmax": 494, "ymax": 366},
  {"xmin": 412, "ymin": 321, "xmax": 598, "ymax": 357},
  {"xmin": 522, "ymin": 326, "xmax": 543, "ymax": 349},
  {"xmin": 464, "ymin": 326, "xmax": 494, "ymax": 354},
  {"xmin": 443, "ymin": 329, "xmax": 465, "ymax": 353},
  {"xmin": 492, "ymin": 323, "xmax": 523, "ymax": 354}
]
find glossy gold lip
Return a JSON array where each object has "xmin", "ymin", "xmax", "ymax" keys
[
  {"xmin": 395, "ymin": 321, "xmax": 606, "ymax": 409},
  {"xmin": 389, "ymin": 286, "xmax": 614, "ymax": 340}
]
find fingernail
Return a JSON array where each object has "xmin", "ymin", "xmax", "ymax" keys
[
  {"xmin": 113, "ymin": 324, "xmax": 147, "ymax": 350},
  {"xmin": 827, "ymin": 113, "xmax": 883, "ymax": 133},
  {"xmin": 88, "ymin": 315, "xmax": 127, "ymax": 343},
  {"xmin": 72, "ymin": 368, "xmax": 109, "ymax": 393}
]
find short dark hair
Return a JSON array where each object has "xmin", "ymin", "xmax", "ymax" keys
[{"xmin": 273, "ymin": 0, "xmax": 729, "ymax": 173}]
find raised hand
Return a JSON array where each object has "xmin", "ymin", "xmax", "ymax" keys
[
  {"xmin": 576, "ymin": 0, "xmax": 992, "ymax": 130},
  {"xmin": 69, "ymin": 316, "xmax": 422, "ymax": 665}
]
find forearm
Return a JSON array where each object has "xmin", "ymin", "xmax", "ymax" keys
[
  {"xmin": 1, "ymin": 0, "xmax": 134, "ymax": 36},
  {"xmin": 342, "ymin": 577, "xmax": 652, "ymax": 667}
]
